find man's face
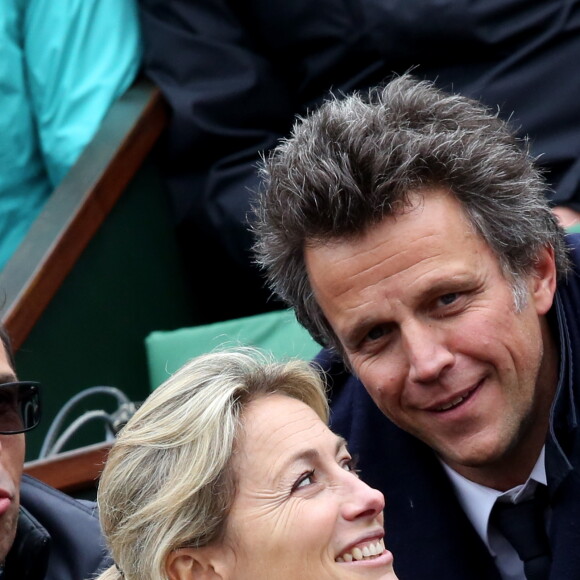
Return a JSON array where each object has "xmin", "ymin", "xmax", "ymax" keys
[
  {"xmin": 305, "ymin": 190, "xmax": 558, "ymax": 489},
  {"xmin": 0, "ymin": 343, "xmax": 23, "ymax": 563}
]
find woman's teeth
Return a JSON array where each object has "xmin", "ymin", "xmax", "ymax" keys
[{"xmin": 336, "ymin": 539, "xmax": 385, "ymax": 562}]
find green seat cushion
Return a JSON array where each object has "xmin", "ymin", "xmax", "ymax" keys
[{"xmin": 145, "ymin": 309, "xmax": 322, "ymax": 389}]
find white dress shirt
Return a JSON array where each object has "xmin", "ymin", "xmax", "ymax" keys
[{"xmin": 442, "ymin": 447, "xmax": 548, "ymax": 580}]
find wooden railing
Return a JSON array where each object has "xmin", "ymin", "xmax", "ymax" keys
[
  {"xmin": 24, "ymin": 441, "xmax": 113, "ymax": 494},
  {"xmin": 0, "ymin": 77, "xmax": 168, "ymax": 351}
]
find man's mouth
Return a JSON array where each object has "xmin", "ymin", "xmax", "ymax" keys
[
  {"xmin": 0, "ymin": 489, "xmax": 13, "ymax": 517},
  {"xmin": 432, "ymin": 383, "xmax": 480, "ymax": 413},
  {"xmin": 335, "ymin": 538, "xmax": 385, "ymax": 562}
]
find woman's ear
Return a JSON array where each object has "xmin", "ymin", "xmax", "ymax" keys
[{"xmin": 166, "ymin": 547, "xmax": 230, "ymax": 580}]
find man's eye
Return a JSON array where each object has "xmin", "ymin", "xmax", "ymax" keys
[
  {"xmin": 0, "ymin": 392, "xmax": 17, "ymax": 410},
  {"xmin": 439, "ymin": 293, "xmax": 459, "ymax": 306},
  {"xmin": 293, "ymin": 470, "xmax": 315, "ymax": 491},
  {"xmin": 367, "ymin": 325, "xmax": 389, "ymax": 341}
]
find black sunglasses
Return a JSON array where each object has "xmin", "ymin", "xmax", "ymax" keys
[{"xmin": 0, "ymin": 382, "xmax": 41, "ymax": 435}]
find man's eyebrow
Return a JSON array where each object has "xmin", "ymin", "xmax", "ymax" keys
[
  {"xmin": 424, "ymin": 275, "xmax": 472, "ymax": 296},
  {"xmin": 341, "ymin": 316, "xmax": 384, "ymax": 348}
]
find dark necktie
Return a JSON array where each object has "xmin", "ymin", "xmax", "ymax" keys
[{"xmin": 491, "ymin": 486, "xmax": 551, "ymax": 580}]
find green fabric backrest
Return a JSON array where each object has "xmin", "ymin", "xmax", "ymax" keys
[{"xmin": 145, "ymin": 309, "xmax": 322, "ymax": 390}]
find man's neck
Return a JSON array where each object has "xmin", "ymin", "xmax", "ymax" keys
[{"xmin": 447, "ymin": 440, "xmax": 546, "ymax": 491}]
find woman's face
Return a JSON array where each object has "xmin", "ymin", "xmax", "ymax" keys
[{"xmin": 218, "ymin": 394, "xmax": 398, "ymax": 580}]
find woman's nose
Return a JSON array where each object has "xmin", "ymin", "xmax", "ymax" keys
[{"xmin": 341, "ymin": 473, "xmax": 385, "ymax": 521}]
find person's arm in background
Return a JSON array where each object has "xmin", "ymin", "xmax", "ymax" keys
[
  {"xmin": 25, "ymin": 0, "xmax": 142, "ymax": 186},
  {"xmin": 0, "ymin": 0, "xmax": 141, "ymax": 271},
  {"xmin": 138, "ymin": 0, "xmax": 295, "ymax": 268},
  {"xmin": 138, "ymin": 0, "xmax": 384, "ymax": 323},
  {"xmin": 138, "ymin": 0, "xmax": 305, "ymax": 321}
]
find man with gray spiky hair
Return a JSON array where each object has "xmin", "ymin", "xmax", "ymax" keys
[{"xmin": 253, "ymin": 74, "xmax": 580, "ymax": 579}]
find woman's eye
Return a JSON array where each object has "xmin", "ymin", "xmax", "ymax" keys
[
  {"xmin": 293, "ymin": 470, "xmax": 315, "ymax": 491},
  {"xmin": 342, "ymin": 456, "xmax": 360, "ymax": 477}
]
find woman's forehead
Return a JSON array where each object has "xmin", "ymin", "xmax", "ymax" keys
[{"xmin": 235, "ymin": 395, "xmax": 334, "ymax": 468}]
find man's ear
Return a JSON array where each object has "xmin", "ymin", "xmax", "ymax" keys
[
  {"xmin": 530, "ymin": 245, "xmax": 557, "ymax": 316},
  {"xmin": 166, "ymin": 547, "xmax": 232, "ymax": 580}
]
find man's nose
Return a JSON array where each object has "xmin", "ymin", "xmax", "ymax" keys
[
  {"xmin": 341, "ymin": 473, "xmax": 385, "ymax": 522},
  {"xmin": 403, "ymin": 321, "xmax": 454, "ymax": 384}
]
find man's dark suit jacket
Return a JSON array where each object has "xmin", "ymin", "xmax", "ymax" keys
[{"xmin": 316, "ymin": 235, "xmax": 580, "ymax": 579}]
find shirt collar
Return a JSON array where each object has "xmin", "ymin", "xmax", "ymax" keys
[{"xmin": 441, "ymin": 447, "xmax": 547, "ymax": 549}]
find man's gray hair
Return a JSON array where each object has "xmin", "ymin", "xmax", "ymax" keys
[{"xmin": 253, "ymin": 74, "xmax": 569, "ymax": 352}]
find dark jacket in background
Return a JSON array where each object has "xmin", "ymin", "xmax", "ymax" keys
[
  {"xmin": 2, "ymin": 475, "xmax": 111, "ymax": 580},
  {"xmin": 318, "ymin": 234, "xmax": 580, "ymax": 579},
  {"xmin": 139, "ymin": 0, "xmax": 580, "ymax": 321}
]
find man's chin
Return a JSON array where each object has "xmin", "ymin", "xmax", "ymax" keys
[
  {"xmin": 436, "ymin": 438, "xmax": 531, "ymax": 488},
  {"xmin": 0, "ymin": 506, "xmax": 20, "ymax": 564},
  {"xmin": 433, "ymin": 435, "xmax": 512, "ymax": 471}
]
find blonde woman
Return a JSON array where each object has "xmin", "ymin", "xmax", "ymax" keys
[{"xmin": 95, "ymin": 348, "xmax": 399, "ymax": 580}]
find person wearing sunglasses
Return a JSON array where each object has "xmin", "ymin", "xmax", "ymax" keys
[{"xmin": 0, "ymin": 326, "xmax": 111, "ymax": 579}]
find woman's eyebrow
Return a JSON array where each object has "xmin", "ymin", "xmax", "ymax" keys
[
  {"xmin": 280, "ymin": 435, "xmax": 350, "ymax": 473},
  {"xmin": 281, "ymin": 448, "xmax": 320, "ymax": 472}
]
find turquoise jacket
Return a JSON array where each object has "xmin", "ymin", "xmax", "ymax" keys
[{"xmin": 0, "ymin": 0, "xmax": 142, "ymax": 270}]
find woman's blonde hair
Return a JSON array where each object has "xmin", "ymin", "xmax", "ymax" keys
[{"xmin": 96, "ymin": 347, "xmax": 328, "ymax": 580}]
